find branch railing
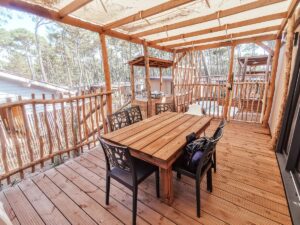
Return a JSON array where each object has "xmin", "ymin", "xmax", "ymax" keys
[
  {"xmin": 174, "ymin": 81, "xmax": 267, "ymax": 122},
  {"xmin": 0, "ymin": 91, "xmax": 110, "ymax": 184}
]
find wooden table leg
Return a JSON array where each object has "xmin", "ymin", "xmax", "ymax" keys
[{"xmin": 160, "ymin": 167, "xmax": 174, "ymax": 205}]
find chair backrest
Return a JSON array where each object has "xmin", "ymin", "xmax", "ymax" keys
[
  {"xmin": 196, "ymin": 140, "xmax": 215, "ymax": 177},
  {"xmin": 212, "ymin": 120, "xmax": 226, "ymax": 142},
  {"xmin": 127, "ymin": 105, "xmax": 143, "ymax": 124},
  {"xmin": 107, "ymin": 110, "xmax": 131, "ymax": 132},
  {"xmin": 155, "ymin": 103, "xmax": 174, "ymax": 115},
  {"xmin": 99, "ymin": 138, "xmax": 133, "ymax": 172}
]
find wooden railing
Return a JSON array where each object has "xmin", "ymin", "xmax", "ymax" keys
[
  {"xmin": 175, "ymin": 83, "xmax": 226, "ymax": 118},
  {"xmin": 174, "ymin": 81, "xmax": 267, "ymax": 122},
  {"xmin": 0, "ymin": 91, "xmax": 110, "ymax": 184},
  {"xmin": 228, "ymin": 82, "xmax": 267, "ymax": 123}
]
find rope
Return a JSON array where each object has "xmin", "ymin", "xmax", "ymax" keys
[
  {"xmin": 139, "ymin": 11, "xmax": 151, "ymax": 25},
  {"xmin": 217, "ymin": 11, "xmax": 221, "ymax": 26}
]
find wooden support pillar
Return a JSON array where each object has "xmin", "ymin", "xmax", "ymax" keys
[
  {"xmin": 99, "ymin": 33, "xmax": 112, "ymax": 115},
  {"xmin": 262, "ymin": 39, "xmax": 281, "ymax": 127},
  {"xmin": 260, "ymin": 53, "xmax": 272, "ymax": 123},
  {"xmin": 172, "ymin": 51, "xmax": 176, "ymax": 109},
  {"xmin": 159, "ymin": 67, "xmax": 163, "ymax": 92},
  {"xmin": 272, "ymin": 14, "xmax": 295, "ymax": 148},
  {"xmin": 130, "ymin": 64, "xmax": 135, "ymax": 101},
  {"xmin": 223, "ymin": 45, "xmax": 235, "ymax": 120},
  {"xmin": 143, "ymin": 41, "xmax": 152, "ymax": 117}
]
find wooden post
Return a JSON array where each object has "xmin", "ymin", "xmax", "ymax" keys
[
  {"xmin": 262, "ymin": 39, "xmax": 281, "ymax": 127},
  {"xmin": 172, "ymin": 51, "xmax": 176, "ymax": 110},
  {"xmin": 143, "ymin": 41, "xmax": 152, "ymax": 117},
  {"xmin": 99, "ymin": 33, "xmax": 112, "ymax": 115},
  {"xmin": 130, "ymin": 64, "xmax": 135, "ymax": 101},
  {"xmin": 260, "ymin": 53, "xmax": 272, "ymax": 123},
  {"xmin": 223, "ymin": 45, "xmax": 235, "ymax": 120},
  {"xmin": 159, "ymin": 67, "xmax": 163, "ymax": 92},
  {"xmin": 272, "ymin": 14, "xmax": 295, "ymax": 148}
]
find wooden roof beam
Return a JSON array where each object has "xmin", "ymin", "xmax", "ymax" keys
[
  {"xmin": 176, "ymin": 34, "xmax": 277, "ymax": 52},
  {"xmin": 149, "ymin": 12, "xmax": 286, "ymax": 45},
  {"xmin": 255, "ymin": 41, "xmax": 275, "ymax": 56},
  {"xmin": 165, "ymin": 25, "xmax": 280, "ymax": 48},
  {"xmin": 59, "ymin": 0, "xmax": 92, "ymax": 18},
  {"xmin": 277, "ymin": 0, "xmax": 299, "ymax": 38},
  {"xmin": 0, "ymin": 0, "xmax": 172, "ymax": 53},
  {"xmin": 133, "ymin": 0, "xmax": 285, "ymax": 37},
  {"xmin": 104, "ymin": 0, "xmax": 195, "ymax": 30}
]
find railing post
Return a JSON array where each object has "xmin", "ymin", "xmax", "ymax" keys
[
  {"xmin": 223, "ymin": 45, "xmax": 235, "ymax": 120},
  {"xmin": 262, "ymin": 39, "xmax": 281, "ymax": 127},
  {"xmin": 130, "ymin": 64, "xmax": 135, "ymax": 101},
  {"xmin": 99, "ymin": 33, "xmax": 113, "ymax": 115},
  {"xmin": 143, "ymin": 41, "xmax": 152, "ymax": 117}
]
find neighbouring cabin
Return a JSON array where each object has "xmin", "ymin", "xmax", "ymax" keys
[{"xmin": 128, "ymin": 56, "xmax": 174, "ymax": 117}]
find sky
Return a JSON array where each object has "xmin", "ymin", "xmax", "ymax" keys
[{"xmin": 0, "ymin": 7, "xmax": 50, "ymax": 37}]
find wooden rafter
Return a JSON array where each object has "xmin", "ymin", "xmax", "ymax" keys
[
  {"xmin": 164, "ymin": 25, "xmax": 280, "ymax": 49},
  {"xmin": 176, "ymin": 34, "xmax": 277, "ymax": 53},
  {"xmin": 133, "ymin": 0, "xmax": 284, "ymax": 37},
  {"xmin": 104, "ymin": 0, "xmax": 195, "ymax": 30},
  {"xmin": 0, "ymin": 0, "xmax": 172, "ymax": 53},
  {"xmin": 277, "ymin": 0, "xmax": 299, "ymax": 38},
  {"xmin": 255, "ymin": 41, "xmax": 275, "ymax": 56},
  {"xmin": 149, "ymin": 12, "xmax": 286, "ymax": 45},
  {"xmin": 59, "ymin": 0, "xmax": 92, "ymax": 18}
]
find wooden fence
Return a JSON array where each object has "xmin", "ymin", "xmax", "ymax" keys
[
  {"xmin": 174, "ymin": 81, "xmax": 267, "ymax": 122},
  {"xmin": 0, "ymin": 91, "xmax": 110, "ymax": 184}
]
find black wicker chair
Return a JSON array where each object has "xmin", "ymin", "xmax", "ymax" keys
[
  {"xmin": 155, "ymin": 103, "xmax": 174, "ymax": 115},
  {"xmin": 127, "ymin": 105, "xmax": 143, "ymax": 124},
  {"xmin": 107, "ymin": 110, "xmax": 131, "ymax": 132},
  {"xmin": 211, "ymin": 119, "xmax": 226, "ymax": 172},
  {"xmin": 173, "ymin": 139, "xmax": 215, "ymax": 217},
  {"xmin": 99, "ymin": 138, "xmax": 160, "ymax": 225}
]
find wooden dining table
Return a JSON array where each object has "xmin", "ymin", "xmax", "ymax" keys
[{"xmin": 102, "ymin": 112, "xmax": 212, "ymax": 205}]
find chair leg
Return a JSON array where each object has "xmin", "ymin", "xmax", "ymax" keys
[
  {"xmin": 155, "ymin": 170, "xmax": 160, "ymax": 198},
  {"xmin": 132, "ymin": 186, "xmax": 138, "ymax": 225},
  {"xmin": 207, "ymin": 168, "xmax": 213, "ymax": 192},
  {"xmin": 177, "ymin": 172, "xmax": 181, "ymax": 180},
  {"xmin": 196, "ymin": 180, "xmax": 201, "ymax": 217},
  {"xmin": 213, "ymin": 150, "xmax": 217, "ymax": 173},
  {"xmin": 106, "ymin": 176, "xmax": 110, "ymax": 205}
]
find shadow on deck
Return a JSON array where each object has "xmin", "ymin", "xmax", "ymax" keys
[{"xmin": 0, "ymin": 120, "xmax": 291, "ymax": 225}]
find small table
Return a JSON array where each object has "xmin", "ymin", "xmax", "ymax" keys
[{"xmin": 102, "ymin": 112, "xmax": 212, "ymax": 205}]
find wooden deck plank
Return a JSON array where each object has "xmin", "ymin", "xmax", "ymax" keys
[
  {"xmin": 0, "ymin": 119, "xmax": 291, "ymax": 225},
  {"xmin": 4, "ymin": 186, "xmax": 44, "ymax": 225},
  {"xmin": 56, "ymin": 162, "xmax": 150, "ymax": 225},
  {"xmin": 0, "ymin": 192, "xmax": 20, "ymax": 225},
  {"xmin": 18, "ymin": 180, "xmax": 71, "ymax": 225},
  {"xmin": 32, "ymin": 173, "xmax": 97, "ymax": 225},
  {"xmin": 78, "ymin": 151, "xmax": 225, "ymax": 224},
  {"xmin": 44, "ymin": 169, "xmax": 122, "ymax": 225},
  {"xmin": 60, "ymin": 162, "xmax": 176, "ymax": 225}
]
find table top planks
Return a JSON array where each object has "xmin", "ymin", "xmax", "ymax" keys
[{"xmin": 102, "ymin": 112, "xmax": 212, "ymax": 167}]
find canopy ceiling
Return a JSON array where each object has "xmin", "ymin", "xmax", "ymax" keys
[{"xmin": 0, "ymin": 0, "xmax": 298, "ymax": 52}]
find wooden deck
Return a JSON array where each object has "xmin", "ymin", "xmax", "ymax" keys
[{"xmin": 0, "ymin": 120, "xmax": 291, "ymax": 225}]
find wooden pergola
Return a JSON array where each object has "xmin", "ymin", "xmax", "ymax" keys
[
  {"xmin": 0, "ymin": 0, "xmax": 298, "ymax": 138},
  {"xmin": 128, "ymin": 56, "xmax": 173, "ymax": 115}
]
